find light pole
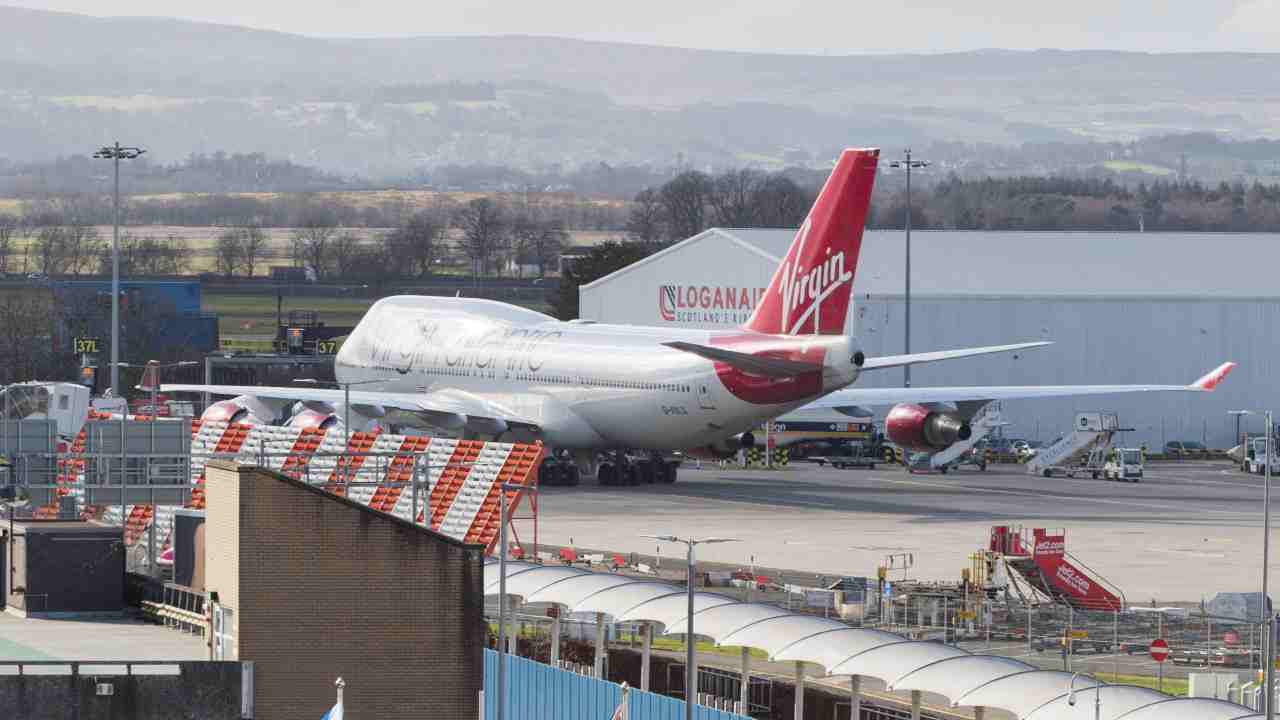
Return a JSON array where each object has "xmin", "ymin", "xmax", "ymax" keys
[
  {"xmin": 642, "ymin": 534, "xmax": 739, "ymax": 720},
  {"xmin": 92, "ymin": 142, "xmax": 146, "ymax": 397},
  {"xmin": 1235, "ymin": 407, "xmax": 1274, "ymax": 717},
  {"xmin": 1067, "ymin": 673, "xmax": 1100, "ymax": 720},
  {"xmin": 495, "ymin": 481, "xmax": 524, "ymax": 720},
  {"xmin": 886, "ymin": 151, "xmax": 929, "ymax": 388}
]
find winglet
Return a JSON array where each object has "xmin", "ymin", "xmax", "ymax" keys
[{"xmin": 1191, "ymin": 362, "xmax": 1236, "ymax": 390}]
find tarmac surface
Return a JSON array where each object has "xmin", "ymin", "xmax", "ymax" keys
[
  {"xmin": 533, "ymin": 459, "xmax": 1268, "ymax": 603},
  {"xmin": 0, "ymin": 613, "xmax": 207, "ymax": 671}
]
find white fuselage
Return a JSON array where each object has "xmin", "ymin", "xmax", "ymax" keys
[{"xmin": 334, "ymin": 296, "xmax": 860, "ymax": 450}]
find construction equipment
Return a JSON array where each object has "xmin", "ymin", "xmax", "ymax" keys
[{"xmin": 1025, "ymin": 412, "xmax": 1132, "ymax": 478}]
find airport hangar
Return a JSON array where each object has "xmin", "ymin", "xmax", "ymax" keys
[{"xmin": 579, "ymin": 228, "xmax": 1280, "ymax": 450}]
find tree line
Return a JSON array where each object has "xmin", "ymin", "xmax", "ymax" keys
[
  {"xmin": 872, "ymin": 175, "xmax": 1280, "ymax": 232},
  {"xmin": 215, "ymin": 197, "xmax": 569, "ymax": 282}
]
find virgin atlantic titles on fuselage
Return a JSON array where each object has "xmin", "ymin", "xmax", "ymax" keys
[{"xmin": 165, "ymin": 147, "xmax": 1233, "ymax": 485}]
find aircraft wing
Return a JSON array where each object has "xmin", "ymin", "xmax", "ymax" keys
[
  {"xmin": 860, "ymin": 341, "xmax": 1053, "ymax": 370},
  {"xmin": 805, "ymin": 362, "xmax": 1236, "ymax": 412},
  {"xmin": 161, "ymin": 384, "xmax": 539, "ymax": 427}
]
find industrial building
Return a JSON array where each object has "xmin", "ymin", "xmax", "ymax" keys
[{"xmin": 579, "ymin": 229, "xmax": 1279, "ymax": 449}]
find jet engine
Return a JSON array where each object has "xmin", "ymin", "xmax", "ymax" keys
[
  {"xmin": 200, "ymin": 396, "xmax": 270, "ymax": 425},
  {"xmin": 285, "ymin": 407, "xmax": 339, "ymax": 430},
  {"xmin": 885, "ymin": 404, "xmax": 971, "ymax": 452}
]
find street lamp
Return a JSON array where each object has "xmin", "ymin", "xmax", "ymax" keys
[
  {"xmin": 642, "ymin": 534, "xmax": 740, "ymax": 720},
  {"xmin": 92, "ymin": 142, "xmax": 146, "ymax": 397},
  {"xmin": 1067, "ymin": 673, "xmax": 1100, "ymax": 720},
  {"xmin": 1235, "ymin": 408, "xmax": 1275, "ymax": 718},
  {"xmin": 886, "ymin": 151, "xmax": 929, "ymax": 389}
]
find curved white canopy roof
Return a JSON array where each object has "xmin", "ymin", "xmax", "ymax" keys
[
  {"xmin": 772, "ymin": 628, "xmax": 904, "ymax": 670},
  {"xmin": 524, "ymin": 573, "xmax": 637, "ymax": 607},
  {"xmin": 481, "ymin": 560, "xmax": 1256, "ymax": 718},
  {"xmin": 1114, "ymin": 698, "xmax": 1261, "ymax": 720},
  {"xmin": 615, "ymin": 591, "xmax": 738, "ymax": 629},
  {"xmin": 666, "ymin": 603, "xmax": 791, "ymax": 642},
  {"xmin": 832, "ymin": 641, "xmax": 969, "ymax": 685},
  {"xmin": 571, "ymin": 582, "xmax": 680, "ymax": 617},
  {"xmin": 496, "ymin": 566, "xmax": 589, "ymax": 600},
  {"xmin": 892, "ymin": 655, "xmax": 1036, "ymax": 703},
  {"xmin": 954, "ymin": 670, "xmax": 1101, "ymax": 716},
  {"xmin": 1025, "ymin": 685, "xmax": 1169, "ymax": 720},
  {"xmin": 717, "ymin": 615, "xmax": 849, "ymax": 656}
]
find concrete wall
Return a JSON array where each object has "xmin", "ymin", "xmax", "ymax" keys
[
  {"xmin": 0, "ymin": 662, "xmax": 243, "ymax": 720},
  {"xmin": 204, "ymin": 461, "xmax": 485, "ymax": 720}
]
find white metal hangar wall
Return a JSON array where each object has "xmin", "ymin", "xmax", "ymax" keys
[{"xmin": 578, "ymin": 229, "xmax": 1280, "ymax": 449}]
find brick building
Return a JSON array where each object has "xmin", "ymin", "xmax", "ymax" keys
[{"xmin": 203, "ymin": 461, "xmax": 484, "ymax": 720}]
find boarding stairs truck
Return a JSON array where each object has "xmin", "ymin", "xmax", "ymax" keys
[
  {"xmin": 926, "ymin": 401, "xmax": 1007, "ymax": 472},
  {"xmin": 989, "ymin": 525, "xmax": 1125, "ymax": 612},
  {"xmin": 1025, "ymin": 412, "xmax": 1123, "ymax": 478}
]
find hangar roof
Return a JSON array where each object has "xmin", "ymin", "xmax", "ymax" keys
[{"xmin": 584, "ymin": 227, "xmax": 1280, "ymax": 299}]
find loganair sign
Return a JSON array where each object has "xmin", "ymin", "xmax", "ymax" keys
[{"xmin": 658, "ymin": 285, "xmax": 766, "ymax": 325}]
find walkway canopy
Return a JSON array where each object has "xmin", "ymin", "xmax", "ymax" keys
[{"xmin": 483, "ymin": 559, "xmax": 1253, "ymax": 718}]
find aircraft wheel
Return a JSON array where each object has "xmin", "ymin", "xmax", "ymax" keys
[
  {"xmin": 663, "ymin": 462, "xmax": 679, "ymax": 484},
  {"xmin": 1042, "ymin": 469, "xmax": 1052, "ymax": 478},
  {"xmin": 625, "ymin": 464, "xmax": 641, "ymax": 486},
  {"xmin": 598, "ymin": 463, "xmax": 616, "ymax": 486},
  {"xmin": 566, "ymin": 465, "xmax": 581, "ymax": 486},
  {"xmin": 639, "ymin": 460, "xmax": 657, "ymax": 484}
]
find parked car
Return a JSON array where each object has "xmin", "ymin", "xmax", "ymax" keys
[{"xmin": 1164, "ymin": 440, "xmax": 1207, "ymax": 457}]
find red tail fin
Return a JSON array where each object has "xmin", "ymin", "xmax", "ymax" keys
[{"xmin": 745, "ymin": 148, "xmax": 879, "ymax": 335}]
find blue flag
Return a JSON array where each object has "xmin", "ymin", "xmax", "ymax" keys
[{"xmin": 321, "ymin": 701, "xmax": 343, "ymax": 720}]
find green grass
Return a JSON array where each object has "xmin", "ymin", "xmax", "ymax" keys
[
  {"xmin": 1103, "ymin": 160, "xmax": 1175, "ymax": 176},
  {"xmin": 650, "ymin": 637, "xmax": 769, "ymax": 659},
  {"xmin": 1106, "ymin": 672, "xmax": 1188, "ymax": 696},
  {"xmin": 205, "ymin": 294, "xmax": 376, "ymax": 338}
]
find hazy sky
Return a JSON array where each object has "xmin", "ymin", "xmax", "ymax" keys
[{"xmin": 9, "ymin": 0, "xmax": 1280, "ymax": 53}]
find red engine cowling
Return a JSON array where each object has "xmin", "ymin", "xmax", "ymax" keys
[
  {"xmin": 286, "ymin": 408, "xmax": 339, "ymax": 430},
  {"xmin": 885, "ymin": 404, "xmax": 972, "ymax": 452},
  {"xmin": 200, "ymin": 398, "xmax": 262, "ymax": 425}
]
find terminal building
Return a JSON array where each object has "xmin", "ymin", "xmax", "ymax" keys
[{"xmin": 579, "ymin": 229, "xmax": 1280, "ymax": 449}]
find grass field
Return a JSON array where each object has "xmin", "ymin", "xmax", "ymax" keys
[
  {"xmin": 207, "ymin": 292, "xmax": 553, "ymax": 339},
  {"xmin": 205, "ymin": 294, "xmax": 378, "ymax": 338},
  {"xmin": 1103, "ymin": 160, "xmax": 1175, "ymax": 176}
]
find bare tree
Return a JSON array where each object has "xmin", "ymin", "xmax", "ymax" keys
[
  {"xmin": 62, "ymin": 221, "xmax": 103, "ymax": 276},
  {"xmin": 659, "ymin": 171, "xmax": 711, "ymax": 240},
  {"xmin": 387, "ymin": 209, "xmax": 447, "ymax": 278},
  {"xmin": 215, "ymin": 230, "xmax": 243, "ymax": 277},
  {"xmin": 0, "ymin": 214, "xmax": 16, "ymax": 275},
  {"xmin": 34, "ymin": 226, "xmax": 68, "ymax": 275},
  {"xmin": 329, "ymin": 232, "xmax": 362, "ymax": 278},
  {"xmin": 752, "ymin": 174, "xmax": 812, "ymax": 227},
  {"xmin": 104, "ymin": 234, "xmax": 188, "ymax": 276},
  {"xmin": 626, "ymin": 188, "xmax": 666, "ymax": 243},
  {"xmin": 239, "ymin": 225, "xmax": 267, "ymax": 277},
  {"xmin": 456, "ymin": 197, "xmax": 508, "ymax": 277},
  {"xmin": 531, "ymin": 219, "xmax": 568, "ymax": 278},
  {"xmin": 708, "ymin": 169, "xmax": 762, "ymax": 227},
  {"xmin": 292, "ymin": 211, "xmax": 337, "ymax": 279}
]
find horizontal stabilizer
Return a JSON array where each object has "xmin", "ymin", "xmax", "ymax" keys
[
  {"xmin": 861, "ymin": 341, "xmax": 1053, "ymax": 370},
  {"xmin": 662, "ymin": 341, "xmax": 822, "ymax": 378}
]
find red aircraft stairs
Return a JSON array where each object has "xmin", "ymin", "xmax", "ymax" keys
[{"xmin": 990, "ymin": 525, "xmax": 1125, "ymax": 611}]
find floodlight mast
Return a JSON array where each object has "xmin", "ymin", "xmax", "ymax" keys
[
  {"xmin": 92, "ymin": 142, "xmax": 146, "ymax": 397},
  {"xmin": 886, "ymin": 150, "xmax": 929, "ymax": 389},
  {"xmin": 642, "ymin": 534, "xmax": 739, "ymax": 720}
]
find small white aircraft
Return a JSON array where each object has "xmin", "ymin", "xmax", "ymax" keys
[{"xmin": 166, "ymin": 148, "xmax": 1233, "ymax": 484}]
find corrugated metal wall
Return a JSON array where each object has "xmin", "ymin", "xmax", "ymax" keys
[
  {"xmin": 852, "ymin": 296, "xmax": 1279, "ymax": 449},
  {"xmin": 484, "ymin": 650, "xmax": 748, "ymax": 720}
]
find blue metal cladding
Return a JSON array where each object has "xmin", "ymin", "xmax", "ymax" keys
[{"xmin": 484, "ymin": 650, "xmax": 748, "ymax": 720}]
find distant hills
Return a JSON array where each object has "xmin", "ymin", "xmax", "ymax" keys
[{"xmin": 3, "ymin": 5, "xmax": 1280, "ymax": 177}]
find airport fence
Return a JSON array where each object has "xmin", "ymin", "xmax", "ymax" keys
[{"xmin": 484, "ymin": 649, "xmax": 750, "ymax": 720}]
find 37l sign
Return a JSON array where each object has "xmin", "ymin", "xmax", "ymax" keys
[
  {"xmin": 74, "ymin": 337, "xmax": 100, "ymax": 354},
  {"xmin": 1149, "ymin": 638, "xmax": 1170, "ymax": 663}
]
